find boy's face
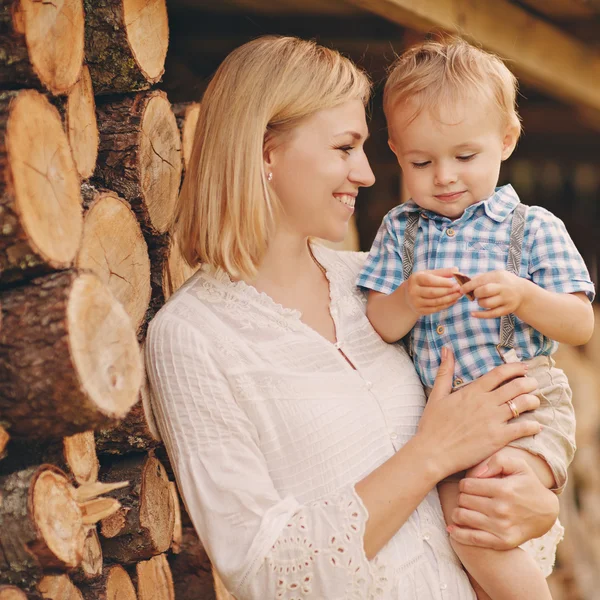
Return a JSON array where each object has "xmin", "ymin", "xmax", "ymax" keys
[{"xmin": 388, "ymin": 97, "xmax": 518, "ymax": 219}]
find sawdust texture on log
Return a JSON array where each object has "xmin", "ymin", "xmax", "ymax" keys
[
  {"xmin": 0, "ymin": 270, "xmax": 142, "ymax": 439},
  {"xmin": 133, "ymin": 553, "xmax": 175, "ymax": 600},
  {"xmin": 70, "ymin": 527, "xmax": 102, "ymax": 585},
  {"xmin": 84, "ymin": 0, "xmax": 168, "ymax": 94},
  {"xmin": 0, "ymin": 466, "xmax": 85, "ymax": 591},
  {"xmin": 79, "ymin": 565, "xmax": 136, "ymax": 600},
  {"xmin": 168, "ymin": 526, "xmax": 216, "ymax": 600},
  {"xmin": 0, "ymin": 431, "xmax": 98, "ymax": 486},
  {"xmin": 172, "ymin": 102, "xmax": 200, "ymax": 172},
  {"xmin": 0, "ymin": 90, "xmax": 82, "ymax": 285},
  {"xmin": 0, "ymin": 587, "xmax": 27, "ymax": 600},
  {"xmin": 0, "ymin": 0, "xmax": 84, "ymax": 94},
  {"xmin": 76, "ymin": 188, "xmax": 151, "ymax": 333},
  {"xmin": 38, "ymin": 575, "xmax": 83, "ymax": 600},
  {"xmin": 99, "ymin": 453, "xmax": 174, "ymax": 564},
  {"xmin": 58, "ymin": 65, "xmax": 98, "ymax": 180},
  {"xmin": 93, "ymin": 90, "xmax": 182, "ymax": 245}
]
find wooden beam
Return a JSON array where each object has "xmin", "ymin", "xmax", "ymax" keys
[
  {"xmin": 518, "ymin": 0, "xmax": 596, "ymax": 19},
  {"xmin": 344, "ymin": 0, "xmax": 600, "ymax": 116}
]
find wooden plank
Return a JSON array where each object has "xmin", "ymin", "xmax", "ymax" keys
[
  {"xmin": 518, "ymin": 0, "xmax": 596, "ymax": 18},
  {"xmin": 344, "ymin": 0, "xmax": 600, "ymax": 116}
]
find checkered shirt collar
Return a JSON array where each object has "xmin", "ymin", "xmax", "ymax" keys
[{"xmin": 399, "ymin": 184, "xmax": 521, "ymax": 223}]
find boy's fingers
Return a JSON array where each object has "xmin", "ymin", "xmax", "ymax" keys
[
  {"xmin": 416, "ymin": 273, "xmax": 461, "ymax": 288},
  {"xmin": 418, "ymin": 286, "xmax": 462, "ymax": 300},
  {"xmin": 422, "ymin": 292, "xmax": 462, "ymax": 307},
  {"xmin": 471, "ymin": 307, "xmax": 509, "ymax": 319}
]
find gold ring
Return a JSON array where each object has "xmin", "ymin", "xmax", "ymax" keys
[{"xmin": 506, "ymin": 399, "xmax": 520, "ymax": 419}]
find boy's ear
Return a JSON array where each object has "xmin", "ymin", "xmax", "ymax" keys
[
  {"xmin": 388, "ymin": 138, "xmax": 399, "ymax": 158},
  {"xmin": 501, "ymin": 123, "xmax": 520, "ymax": 161}
]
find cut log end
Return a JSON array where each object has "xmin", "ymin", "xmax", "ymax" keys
[
  {"xmin": 0, "ymin": 587, "xmax": 27, "ymax": 600},
  {"xmin": 2, "ymin": 90, "xmax": 82, "ymax": 280},
  {"xmin": 67, "ymin": 272, "xmax": 143, "ymax": 421},
  {"xmin": 33, "ymin": 468, "xmax": 85, "ymax": 569},
  {"xmin": 136, "ymin": 554, "xmax": 175, "ymax": 600},
  {"xmin": 76, "ymin": 192, "xmax": 151, "ymax": 332},
  {"xmin": 66, "ymin": 65, "xmax": 98, "ymax": 179},
  {"xmin": 63, "ymin": 431, "xmax": 99, "ymax": 485},
  {"xmin": 71, "ymin": 527, "xmax": 102, "ymax": 583},
  {"xmin": 139, "ymin": 93, "xmax": 182, "ymax": 234},
  {"xmin": 0, "ymin": 425, "xmax": 8, "ymax": 458},
  {"xmin": 80, "ymin": 565, "xmax": 136, "ymax": 600},
  {"xmin": 169, "ymin": 482, "xmax": 182, "ymax": 554},
  {"xmin": 38, "ymin": 574, "xmax": 83, "ymax": 600}
]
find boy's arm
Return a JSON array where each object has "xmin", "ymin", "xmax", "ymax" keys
[
  {"xmin": 461, "ymin": 272, "xmax": 594, "ymax": 346},
  {"xmin": 366, "ymin": 268, "xmax": 462, "ymax": 343}
]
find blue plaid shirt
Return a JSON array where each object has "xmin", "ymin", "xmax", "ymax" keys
[{"xmin": 357, "ymin": 184, "xmax": 596, "ymax": 388}]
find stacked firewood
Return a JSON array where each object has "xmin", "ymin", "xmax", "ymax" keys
[{"xmin": 0, "ymin": 1, "xmax": 214, "ymax": 598}]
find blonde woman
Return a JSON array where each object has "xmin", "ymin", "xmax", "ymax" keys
[{"xmin": 145, "ymin": 37, "xmax": 561, "ymax": 599}]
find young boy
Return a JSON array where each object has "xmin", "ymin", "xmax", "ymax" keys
[{"xmin": 357, "ymin": 39, "xmax": 595, "ymax": 600}]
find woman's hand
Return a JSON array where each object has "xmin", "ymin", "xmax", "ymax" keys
[
  {"xmin": 447, "ymin": 449, "xmax": 559, "ymax": 549},
  {"xmin": 417, "ymin": 348, "xmax": 542, "ymax": 480}
]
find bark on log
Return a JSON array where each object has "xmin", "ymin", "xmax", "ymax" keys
[
  {"xmin": 0, "ymin": 466, "xmax": 85, "ymax": 591},
  {"xmin": 0, "ymin": 270, "xmax": 142, "ymax": 439},
  {"xmin": 0, "ymin": 90, "xmax": 82, "ymax": 285},
  {"xmin": 93, "ymin": 90, "xmax": 182, "ymax": 245},
  {"xmin": 84, "ymin": 0, "xmax": 169, "ymax": 95},
  {"xmin": 172, "ymin": 102, "xmax": 200, "ymax": 172},
  {"xmin": 0, "ymin": 0, "xmax": 84, "ymax": 95},
  {"xmin": 95, "ymin": 367, "xmax": 161, "ymax": 455},
  {"xmin": 76, "ymin": 189, "xmax": 151, "ymax": 333},
  {"xmin": 79, "ymin": 565, "xmax": 136, "ymax": 600},
  {"xmin": 38, "ymin": 575, "xmax": 83, "ymax": 600},
  {"xmin": 0, "ymin": 431, "xmax": 98, "ymax": 486},
  {"xmin": 99, "ymin": 453, "xmax": 174, "ymax": 564},
  {"xmin": 56, "ymin": 65, "xmax": 98, "ymax": 180},
  {"xmin": 169, "ymin": 482, "xmax": 182, "ymax": 554},
  {"xmin": 69, "ymin": 527, "xmax": 102, "ymax": 585},
  {"xmin": 0, "ymin": 587, "xmax": 27, "ymax": 600},
  {"xmin": 168, "ymin": 526, "xmax": 216, "ymax": 600},
  {"xmin": 132, "ymin": 554, "xmax": 174, "ymax": 600}
]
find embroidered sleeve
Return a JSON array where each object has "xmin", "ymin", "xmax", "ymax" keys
[
  {"xmin": 145, "ymin": 314, "xmax": 385, "ymax": 600},
  {"xmin": 356, "ymin": 210, "xmax": 405, "ymax": 295},
  {"xmin": 527, "ymin": 209, "xmax": 595, "ymax": 301}
]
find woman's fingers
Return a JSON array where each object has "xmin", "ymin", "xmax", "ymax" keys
[
  {"xmin": 427, "ymin": 347, "xmax": 455, "ymax": 403},
  {"xmin": 466, "ymin": 362, "xmax": 528, "ymax": 394},
  {"xmin": 448, "ymin": 525, "xmax": 512, "ymax": 550},
  {"xmin": 502, "ymin": 392, "xmax": 540, "ymax": 420},
  {"xmin": 493, "ymin": 375, "xmax": 538, "ymax": 405}
]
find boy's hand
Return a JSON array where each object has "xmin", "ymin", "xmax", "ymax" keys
[
  {"xmin": 460, "ymin": 270, "xmax": 526, "ymax": 319},
  {"xmin": 404, "ymin": 267, "xmax": 462, "ymax": 316}
]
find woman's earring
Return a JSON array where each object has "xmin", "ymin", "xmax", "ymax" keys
[{"xmin": 267, "ymin": 172, "xmax": 273, "ymax": 182}]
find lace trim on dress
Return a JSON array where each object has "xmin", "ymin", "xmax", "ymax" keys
[{"xmin": 265, "ymin": 487, "xmax": 392, "ymax": 600}]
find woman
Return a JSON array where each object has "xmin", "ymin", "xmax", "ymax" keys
[{"xmin": 145, "ymin": 36, "xmax": 563, "ymax": 599}]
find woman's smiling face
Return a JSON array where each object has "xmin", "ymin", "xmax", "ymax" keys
[{"xmin": 266, "ymin": 98, "xmax": 376, "ymax": 242}]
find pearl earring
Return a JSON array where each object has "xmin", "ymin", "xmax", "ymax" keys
[{"xmin": 267, "ymin": 172, "xmax": 273, "ymax": 182}]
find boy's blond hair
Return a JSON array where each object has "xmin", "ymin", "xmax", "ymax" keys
[
  {"xmin": 384, "ymin": 37, "xmax": 521, "ymax": 136},
  {"xmin": 173, "ymin": 36, "xmax": 371, "ymax": 280}
]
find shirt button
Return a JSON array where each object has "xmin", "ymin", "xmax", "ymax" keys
[
  {"xmin": 390, "ymin": 433, "xmax": 398, "ymax": 440},
  {"xmin": 453, "ymin": 378, "xmax": 463, "ymax": 387},
  {"xmin": 422, "ymin": 533, "xmax": 430, "ymax": 541},
  {"xmin": 420, "ymin": 213, "xmax": 429, "ymax": 220},
  {"xmin": 446, "ymin": 228, "xmax": 456, "ymax": 237},
  {"xmin": 440, "ymin": 583, "xmax": 448, "ymax": 590},
  {"xmin": 365, "ymin": 380, "xmax": 373, "ymax": 389},
  {"xmin": 436, "ymin": 325, "xmax": 445, "ymax": 335}
]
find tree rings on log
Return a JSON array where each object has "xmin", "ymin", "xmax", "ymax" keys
[
  {"xmin": 0, "ymin": 465, "xmax": 85, "ymax": 591},
  {"xmin": 38, "ymin": 575, "xmax": 83, "ymax": 600},
  {"xmin": 0, "ymin": 587, "xmax": 27, "ymax": 600},
  {"xmin": 0, "ymin": 0, "xmax": 84, "ymax": 95},
  {"xmin": 94, "ymin": 90, "xmax": 182, "ymax": 244},
  {"xmin": 99, "ymin": 454, "xmax": 174, "ymax": 564},
  {"xmin": 0, "ymin": 90, "xmax": 82, "ymax": 285},
  {"xmin": 0, "ymin": 270, "xmax": 142, "ymax": 439},
  {"xmin": 79, "ymin": 565, "xmax": 136, "ymax": 600},
  {"xmin": 70, "ymin": 527, "xmax": 102, "ymax": 585},
  {"xmin": 172, "ymin": 102, "xmax": 200, "ymax": 171},
  {"xmin": 76, "ymin": 190, "xmax": 151, "ymax": 333},
  {"xmin": 62, "ymin": 65, "xmax": 98, "ymax": 180},
  {"xmin": 134, "ymin": 554, "xmax": 175, "ymax": 600},
  {"xmin": 84, "ymin": 0, "xmax": 168, "ymax": 94}
]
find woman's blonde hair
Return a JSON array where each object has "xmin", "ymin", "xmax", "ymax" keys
[
  {"xmin": 384, "ymin": 37, "xmax": 521, "ymax": 137},
  {"xmin": 173, "ymin": 35, "xmax": 371, "ymax": 280}
]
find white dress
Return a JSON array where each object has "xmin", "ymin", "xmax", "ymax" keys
[{"xmin": 144, "ymin": 244, "xmax": 556, "ymax": 600}]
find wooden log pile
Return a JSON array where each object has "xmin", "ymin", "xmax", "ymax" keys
[{"xmin": 0, "ymin": 0, "xmax": 215, "ymax": 598}]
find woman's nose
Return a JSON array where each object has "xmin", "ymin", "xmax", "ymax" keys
[{"xmin": 350, "ymin": 153, "xmax": 376, "ymax": 188}]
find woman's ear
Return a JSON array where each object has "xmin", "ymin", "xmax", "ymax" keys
[{"xmin": 501, "ymin": 123, "xmax": 520, "ymax": 161}]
